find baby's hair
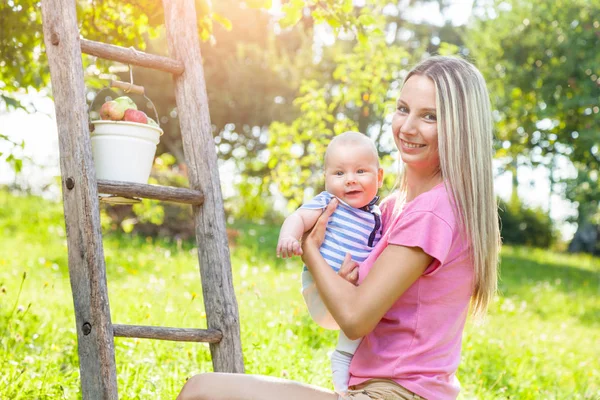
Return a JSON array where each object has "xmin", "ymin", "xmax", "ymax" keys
[{"xmin": 324, "ymin": 131, "xmax": 379, "ymax": 167}]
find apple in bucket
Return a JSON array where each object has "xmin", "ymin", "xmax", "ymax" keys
[
  {"xmin": 99, "ymin": 96, "xmax": 138, "ymax": 121},
  {"xmin": 99, "ymin": 100, "xmax": 126, "ymax": 120},
  {"xmin": 123, "ymin": 109, "xmax": 148, "ymax": 124}
]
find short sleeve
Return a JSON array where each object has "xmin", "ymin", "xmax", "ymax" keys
[
  {"xmin": 387, "ymin": 211, "xmax": 454, "ymax": 275},
  {"xmin": 379, "ymin": 194, "xmax": 399, "ymax": 228},
  {"xmin": 300, "ymin": 191, "xmax": 333, "ymax": 211}
]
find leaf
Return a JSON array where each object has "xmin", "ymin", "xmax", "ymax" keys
[
  {"xmin": 212, "ymin": 13, "xmax": 232, "ymax": 31},
  {"xmin": 326, "ymin": 16, "xmax": 342, "ymax": 29},
  {"xmin": 356, "ymin": 31, "xmax": 368, "ymax": 45},
  {"xmin": 341, "ymin": 0, "xmax": 353, "ymax": 14},
  {"xmin": 120, "ymin": 218, "xmax": 136, "ymax": 233},
  {"xmin": 13, "ymin": 158, "xmax": 23, "ymax": 173},
  {"xmin": 0, "ymin": 94, "xmax": 25, "ymax": 110},
  {"xmin": 357, "ymin": 14, "xmax": 376, "ymax": 26},
  {"xmin": 279, "ymin": 0, "xmax": 304, "ymax": 28}
]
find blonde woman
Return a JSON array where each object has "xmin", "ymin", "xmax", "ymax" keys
[{"xmin": 177, "ymin": 55, "xmax": 500, "ymax": 400}]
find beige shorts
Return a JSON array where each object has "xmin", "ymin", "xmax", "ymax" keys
[{"xmin": 340, "ymin": 379, "xmax": 426, "ymax": 400}]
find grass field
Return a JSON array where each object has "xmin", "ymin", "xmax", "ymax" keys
[{"xmin": 1, "ymin": 190, "xmax": 599, "ymax": 399}]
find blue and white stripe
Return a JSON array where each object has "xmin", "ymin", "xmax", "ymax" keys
[{"xmin": 300, "ymin": 191, "xmax": 382, "ymax": 273}]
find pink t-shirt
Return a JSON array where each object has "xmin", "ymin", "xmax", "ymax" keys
[{"xmin": 348, "ymin": 183, "xmax": 472, "ymax": 400}]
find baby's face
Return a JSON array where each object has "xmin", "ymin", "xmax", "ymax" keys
[{"xmin": 324, "ymin": 142, "xmax": 383, "ymax": 209}]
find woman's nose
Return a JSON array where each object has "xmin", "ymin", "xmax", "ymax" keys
[{"xmin": 401, "ymin": 114, "xmax": 418, "ymax": 135}]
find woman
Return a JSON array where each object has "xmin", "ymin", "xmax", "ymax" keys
[{"xmin": 177, "ymin": 55, "xmax": 500, "ymax": 400}]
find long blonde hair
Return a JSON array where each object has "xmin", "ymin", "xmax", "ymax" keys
[{"xmin": 401, "ymin": 56, "xmax": 500, "ymax": 317}]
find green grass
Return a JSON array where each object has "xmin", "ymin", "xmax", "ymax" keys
[{"xmin": 0, "ymin": 190, "xmax": 599, "ymax": 399}]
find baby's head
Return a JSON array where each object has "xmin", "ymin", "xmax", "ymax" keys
[{"xmin": 324, "ymin": 131, "xmax": 383, "ymax": 209}]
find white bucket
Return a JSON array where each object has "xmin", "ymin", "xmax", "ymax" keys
[{"xmin": 90, "ymin": 120, "xmax": 163, "ymax": 184}]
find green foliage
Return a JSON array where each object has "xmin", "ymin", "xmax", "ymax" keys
[
  {"xmin": 0, "ymin": 0, "xmax": 231, "ymax": 176},
  {"xmin": 280, "ymin": 0, "xmax": 388, "ymax": 41},
  {"xmin": 465, "ymin": 0, "xmax": 600, "ymax": 223},
  {"xmin": 2, "ymin": 0, "xmax": 455, "ymax": 223},
  {"xmin": 498, "ymin": 197, "xmax": 556, "ymax": 248},
  {"xmin": 563, "ymin": 167, "xmax": 600, "ymax": 225},
  {"xmin": 227, "ymin": 179, "xmax": 275, "ymax": 222},
  {"xmin": 467, "ymin": 0, "xmax": 600, "ymax": 158},
  {"xmin": 0, "ymin": 191, "xmax": 599, "ymax": 398},
  {"xmin": 0, "ymin": 134, "xmax": 25, "ymax": 174},
  {"xmin": 267, "ymin": 2, "xmax": 411, "ymax": 209}
]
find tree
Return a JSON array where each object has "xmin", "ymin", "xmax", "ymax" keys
[
  {"xmin": 264, "ymin": 0, "xmax": 460, "ymax": 210},
  {"xmin": 0, "ymin": 0, "xmax": 227, "ymax": 171},
  {"xmin": 2, "ymin": 0, "xmax": 466, "ymax": 230},
  {"xmin": 464, "ymin": 0, "xmax": 600, "ymax": 223}
]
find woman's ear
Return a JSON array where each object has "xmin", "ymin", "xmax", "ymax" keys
[{"xmin": 377, "ymin": 168, "xmax": 384, "ymax": 188}]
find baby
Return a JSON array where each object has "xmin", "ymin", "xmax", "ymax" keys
[{"xmin": 277, "ymin": 131, "xmax": 384, "ymax": 395}]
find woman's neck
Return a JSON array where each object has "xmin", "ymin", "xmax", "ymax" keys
[{"xmin": 404, "ymin": 167, "xmax": 443, "ymax": 202}]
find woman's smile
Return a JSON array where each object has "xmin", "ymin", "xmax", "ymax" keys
[{"xmin": 400, "ymin": 139, "xmax": 426, "ymax": 149}]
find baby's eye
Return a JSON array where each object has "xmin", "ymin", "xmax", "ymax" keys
[
  {"xmin": 357, "ymin": 169, "xmax": 365, "ymax": 174},
  {"xmin": 335, "ymin": 171, "xmax": 344, "ymax": 176}
]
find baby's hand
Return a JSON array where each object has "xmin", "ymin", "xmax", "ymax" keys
[
  {"xmin": 277, "ymin": 237, "xmax": 303, "ymax": 258},
  {"xmin": 338, "ymin": 253, "xmax": 359, "ymax": 285}
]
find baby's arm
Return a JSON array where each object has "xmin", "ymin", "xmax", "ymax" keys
[{"xmin": 277, "ymin": 208, "xmax": 322, "ymax": 258}]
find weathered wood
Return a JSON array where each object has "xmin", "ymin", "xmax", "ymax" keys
[
  {"xmin": 80, "ymin": 38, "xmax": 184, "ymax": 75},
  {"xmin": 41, "ymin": 2, "xmax": 118, "ymax": 399},
  {"xmin": 97, "ymin": 180, "xmax": 205, "ymax": 205},
  {"xmin": 110, "ymin": 80, "xmax": 145, "ymax": 95},
  {"xmin": 113, "ymin": 324, "xmax": 223, "ymax": 343},
  {"xmin": 163, "ymin": 0, "xmax": 245, "ymax": 373}
]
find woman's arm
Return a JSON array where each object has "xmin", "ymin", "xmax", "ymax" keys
[{"xmin": 301, "ymin": 199, "xmax": 432, "ymax": 340}]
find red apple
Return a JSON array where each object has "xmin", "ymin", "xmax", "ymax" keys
[
  {"xmin": 123, "ymin": 108, "xmax": 148, "ymax": 124},
  {"xmin": 99, "ymin": 100, "xmax": 127, "ymax": 120}
]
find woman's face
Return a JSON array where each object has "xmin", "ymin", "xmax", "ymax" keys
[{"xmin": 391, "ymin": 74, "xmax": 440, "ymax": 172}]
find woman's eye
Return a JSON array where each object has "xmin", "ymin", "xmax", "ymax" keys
[
  {"xmin": 397, "ymin": 106, "xmax": 408, "ymax": 113},
  {"xmin": 424, "ymin": 113, "xmax": 437, "ymax": 121}
]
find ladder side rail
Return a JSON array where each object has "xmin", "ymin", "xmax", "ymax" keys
[
  {"xmin": 81, "ymin": 38, "xmax": 184, "ymax": 75},
  {"xmin": 40, "ymin": 1, "xmax": 118, "ymax": 399},
  {"xmin": 162, "ymin": 0, "xmax": 245, "ymax": 373}
]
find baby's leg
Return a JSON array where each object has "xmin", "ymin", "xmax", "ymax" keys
[
  {"xmin": 331, "ymin": 331, "xmax": 362, "ymax": 395},
  {"xmin": 302, "ymin": 270, "xmax": 339, "ymax": 330}
]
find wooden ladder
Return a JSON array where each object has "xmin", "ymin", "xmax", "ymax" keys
[{"xmin": 40, "ymin": 0, "xmax": 244, "ymax": 398}]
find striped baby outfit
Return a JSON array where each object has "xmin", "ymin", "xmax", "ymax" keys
[{"xmin": 301, "ymin": 191, "xmax": 382, "ymax": 283}]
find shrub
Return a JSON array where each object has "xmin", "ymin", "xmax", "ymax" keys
[{"xmin": 498, "ymin": 197, "xmax": 555, "ymax": 248}]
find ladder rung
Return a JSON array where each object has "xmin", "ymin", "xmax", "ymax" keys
[
  {"xmin": 113, "ymin": 324, "xmax": 222, "ymax": 343},
  {"xmin": 81, "ymin": 38, "xmax": 184, "ymax": 75},
  {"xmin": 98, "ymin": 180, "xmax": 204, "ymax": 205}
]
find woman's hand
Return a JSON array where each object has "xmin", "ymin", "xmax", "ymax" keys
[
  {"xmin": 338, "ymin": 253, "xmax": 359, "ymax": 285},
  {"xmin": 301, "ymin": 198, "xmax": 338, "ymax": 261}
]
